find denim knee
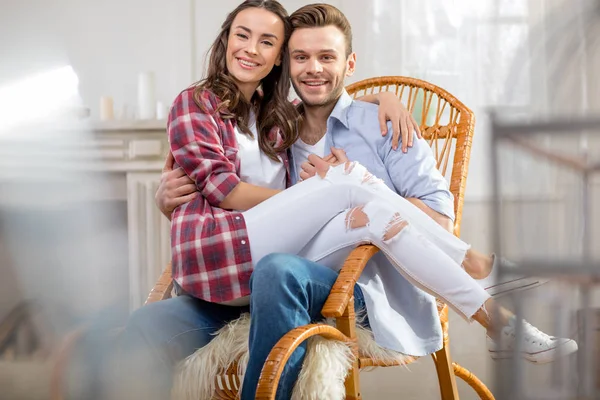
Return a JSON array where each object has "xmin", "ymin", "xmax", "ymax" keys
[
  {"xmin": 127, "ymin": 302, "xmax": 164, "ymax": 331},
  {"xmin": 251, "ymin": 253, "xmax": 308, "ymax": 285}
]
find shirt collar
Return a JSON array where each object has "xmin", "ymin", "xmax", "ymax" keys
[{"xmin": 328, "ymin": 89, "xmax": 353, "ymax": 129}]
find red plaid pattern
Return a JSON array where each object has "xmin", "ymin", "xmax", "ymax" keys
[{"xmin": 168, "ymin": 88, "xmax": 290, "ymax": 303}]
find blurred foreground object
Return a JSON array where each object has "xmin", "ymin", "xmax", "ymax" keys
[{"xmin": 490, "ymin": 0, "xmax": 600, "ymax": 398}]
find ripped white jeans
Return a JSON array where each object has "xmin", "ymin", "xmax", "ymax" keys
[{"xmin": 242, "ymin": 162, "xmax": 490, "ymax": 320}]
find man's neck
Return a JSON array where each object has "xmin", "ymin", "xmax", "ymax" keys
[{"xmin": 300, "ymin": 101, "xmax": 337, "ymax": 146}]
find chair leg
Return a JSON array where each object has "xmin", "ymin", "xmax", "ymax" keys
[
  {"xmin": 431, "ymin": 341, "xmax": 460, "ymax": 400},
  {"xmin": 343, "ymin": 361, "xmax": 361, "ymax": 400}
]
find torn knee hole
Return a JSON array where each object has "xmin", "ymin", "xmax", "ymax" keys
[
  {"xmin": 345, "ymin": 206, "xmax": 370, "ymax": 230},
  {"xmin": 361, "ymin": 170, "xmax": 383, "ymax": 186},
  {"xmin": 383, "ymin": 213, "xmax": 409, "ymax": 241}
]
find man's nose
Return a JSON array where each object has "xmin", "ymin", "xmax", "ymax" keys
[{"xmin": 306, "ymin": 59, "xmax": 323, "ymax": 74}]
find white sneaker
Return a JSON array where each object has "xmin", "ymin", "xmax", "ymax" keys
[
  {"xmin": 487, "ymin": 317, "xmax": 578, "ymax": 364},
  {"xmin": 477, "ymin": 255, "xmax": 549, "ymax": 297}
]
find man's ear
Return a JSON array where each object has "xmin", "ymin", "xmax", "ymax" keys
[{"xmin": 346, "ymin": 52, "xmax": 356, "ymax": 77}]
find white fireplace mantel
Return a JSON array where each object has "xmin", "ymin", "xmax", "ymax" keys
[{"xmin": 91, "ymin": 120, "xmax": 172, "ymax": 310}]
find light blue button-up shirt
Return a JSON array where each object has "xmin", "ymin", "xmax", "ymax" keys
[{"xmin": 289, "ymin": 90, "xmax": 456, "ymax": 356}]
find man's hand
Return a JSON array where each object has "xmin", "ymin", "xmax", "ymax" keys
[
  {"xmin": 376, "ymin": 91, "xmax": 422, "ymax": 153},
  {"xmin": 155, "ymin": 152, "xmax": 198, "ymax": 220},
  {"xmin": 299, "ymin": 147, "xmax": 348, "ymax": 180}
]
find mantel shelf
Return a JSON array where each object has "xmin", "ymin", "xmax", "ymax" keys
[{"xmin": 58, "ymin": 119, "xmax": 168, "ymax": 133}]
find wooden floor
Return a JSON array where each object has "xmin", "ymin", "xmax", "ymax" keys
[{"xmin": 0, "ymin": 361, "xmax": 52, "ymax": 400}]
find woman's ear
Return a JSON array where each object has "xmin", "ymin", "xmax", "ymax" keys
[{"xmin": 275, "ymin": 55, "xmax": 282, "ymax": 67}]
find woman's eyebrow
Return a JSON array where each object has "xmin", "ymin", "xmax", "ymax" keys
[{"xmin": 234, "ymin": 25, "xmax": 279, "ymax": 40}]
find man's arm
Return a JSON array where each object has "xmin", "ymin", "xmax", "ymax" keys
[
  {"xmin": 406, "ymin": 197, "xmax": 453, "ymax": 232},
  {"xmin": 382, "ymin": 134, "xmax": 455, "ymax": 233}
]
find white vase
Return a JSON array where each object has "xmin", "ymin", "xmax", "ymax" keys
[{"xmin": 137, "ymin": 72, "xmax": 156, "ymax": 120}]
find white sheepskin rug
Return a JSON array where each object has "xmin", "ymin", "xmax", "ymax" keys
[{"xmin": 171, "ymin": 313, "xmax": 412, "ymax": 400}]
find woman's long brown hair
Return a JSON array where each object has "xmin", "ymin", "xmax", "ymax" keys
[{"xmin": 194, "ymin": 0, "xmax": 298, "ymax": 161}]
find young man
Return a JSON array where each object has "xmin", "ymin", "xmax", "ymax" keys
[{"xmin": 152, "ymin": 4, "xmax": 566, "ymax": 399}]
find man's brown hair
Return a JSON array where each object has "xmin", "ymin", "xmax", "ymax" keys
[{"xmin": 289, "ymin": 3, "xmax": 353, "ymax": 56}]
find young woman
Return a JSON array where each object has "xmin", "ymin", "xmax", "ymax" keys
[{"xmin": 167, "ymin": 0, "xmax": 577, "ymax": 365}]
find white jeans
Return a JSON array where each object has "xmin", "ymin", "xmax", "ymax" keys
[{"xmin": 243, "ymin": 162, "xmax": 490, "ymax": 319}]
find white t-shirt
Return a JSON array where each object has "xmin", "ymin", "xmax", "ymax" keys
[
  {"xmin": 234, "ymin": 113, "xmax": 286, "ymax": 190},
  {"xmin": 291, "ymin": 135, "xmax": 327, "ymax": 179}
]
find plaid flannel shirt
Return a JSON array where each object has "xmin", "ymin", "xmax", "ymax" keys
[{"xmin": 168, "ymin": 88, "xmax": 291, "ymax": 303}]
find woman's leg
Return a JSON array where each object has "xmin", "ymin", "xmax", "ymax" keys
[
  {"xmin": 294, "ymin": 208, "xmax": 578, "ymax": 365},
  {"xmin": 243, "ymin": 162, "xmax": 489, "ymax": 321},
  {"xmin": 294, "ymin": 204, "xmax": 507, "ymax": 334}
]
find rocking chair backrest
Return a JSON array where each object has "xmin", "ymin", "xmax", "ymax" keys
[{"xmin": 346, "ymin": 76, "xmax": 475, "ymax": 236}]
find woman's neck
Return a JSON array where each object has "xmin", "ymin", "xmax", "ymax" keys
[{"xmin": 237, "ymin": 81, "xmax": 259, "ymax": 102}]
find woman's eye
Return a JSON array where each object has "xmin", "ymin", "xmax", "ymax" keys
[
  {"xmin": 236, "ymin": 33, "xmax": 248, "ymax": 39},
  {"xmin": 262, "ymin": 41, "xmax": 273, "ymax": 47}
]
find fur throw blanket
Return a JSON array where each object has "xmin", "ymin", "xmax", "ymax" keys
[{"xmin": 171, "ymin": 313, "xmax": 412, "ymax": 400}]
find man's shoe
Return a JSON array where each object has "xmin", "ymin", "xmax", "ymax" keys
[
  {"xmin": 487, "ymin": 317, "xmax": 578, "ymax": 364},
  {"xmin": 477, "ymin": 255, "xmax": 549, "ymax": 297}
]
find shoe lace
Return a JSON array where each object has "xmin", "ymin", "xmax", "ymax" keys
[{"xmin": 521, "ymin": 320, "xmax": 551, "ymax": 345}]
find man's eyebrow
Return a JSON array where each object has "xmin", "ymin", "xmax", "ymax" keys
[
  {"xmin": 290, "ymin": 49, "xmax": 338, "ymax": 54},
  {"xmin": 234, "ymin": 25, "xmax": 279, "ymax": 40}
]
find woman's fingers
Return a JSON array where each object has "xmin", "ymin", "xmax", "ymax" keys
[
  {"xmin": 308, "ymin": 154, "xmax": 332, "ymax": 178},
  {"xmin": 301, "ymin": 160, "xmax": 317, "ymax": 179},
  {"xmin": 329, "ymin": 147, "xmax": 348, "ymax": 164}
]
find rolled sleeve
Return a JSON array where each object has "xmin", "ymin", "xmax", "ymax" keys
[
  {"xmin": 168, "ymin": 89, "xmax": 241, "ymax": 206},
  {"xmin": 383, "ymin": 131, "xmax": 456, "ymax": 221}
]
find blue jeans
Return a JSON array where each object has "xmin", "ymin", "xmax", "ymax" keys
[
  {"xmin": 241, "ymin": 253, "xmax": 367, "ymax": 399},
  {"xmin": 116, "ymin": 253, "xmax": 366, "ymax": 400}
]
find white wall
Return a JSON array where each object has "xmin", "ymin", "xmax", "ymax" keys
[
  {"xmin": 0, "ymin": 0, "xmax": 193, "ymax": 121},
  {"xmin": 2, "ymin": 0, "xmax": 594, "ymax": 200},
  {"xmin": 0, "ymin": 0, "xmax": 530, "ymax": 200}
]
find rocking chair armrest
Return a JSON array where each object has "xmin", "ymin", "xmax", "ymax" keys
[
  {"xmin": 256, "ymin": 323, "xmax": 353, "ymax": 400},
  {"xmin": 321, "ymin": 245, "xmax": 380, "ymax": 319},
  {"xmin": 144, "ymin": 263, "xmax": 174, "ymax": 305}
]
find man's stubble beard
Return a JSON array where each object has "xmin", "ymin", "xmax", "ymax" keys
[{"xmin": 291, "ymin": 74, "xmax": 346, "ymax": 109}]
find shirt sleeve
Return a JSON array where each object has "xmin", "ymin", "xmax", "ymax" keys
[
  {"xmin": 382, "ymin": 129, "xmax": 456, "ymax": 221},
  {"xmin": 168, "ymin": 89, "xmax": 241, "ymax": 207}
]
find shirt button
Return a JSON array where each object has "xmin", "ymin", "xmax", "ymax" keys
[{"xmin": 241, "ymin": 240, "xmax": 247, "ymax": 245}]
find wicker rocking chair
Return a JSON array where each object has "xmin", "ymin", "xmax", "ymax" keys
[
  {"xmin": 50, "ymin": 77, "xmax": 494, "ymax": 400},
  {"xmin": 143, "ymin": 77, "xmax": 494, "ymax": 400}
]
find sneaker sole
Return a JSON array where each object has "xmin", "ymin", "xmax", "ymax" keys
[
  {"xmin": 489, "ymin": 339, "xmax": 578, "ymax": 364},
  {"xmin": 485, "ymin": 277, "xmax": 550, "ymax": 298}
]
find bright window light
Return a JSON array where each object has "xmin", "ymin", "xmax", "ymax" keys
[{"xmin": 0, "ymin": 65, "xmax": 80, "ymax": 133}]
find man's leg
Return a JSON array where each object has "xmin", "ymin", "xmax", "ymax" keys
[
  {"xmin": 109, "ymin": 295, "xmax": 247, "ymax": 400},
  {"xmin": 241, "ymin": 253, "xmax": 367, "ymax": 400}
]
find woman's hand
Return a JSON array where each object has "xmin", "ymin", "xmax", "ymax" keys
[
  {"xmin": 376, "ymin": 91, "xmax": 422, "ymax": 153},
  {"xmin": 299, "ymin": 147, "xmax": 348, "ymax": 180}
]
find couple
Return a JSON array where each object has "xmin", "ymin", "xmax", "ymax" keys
[{"xmin": 124, "ymin": 1, "xmax": 577, "ymax": 399}]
